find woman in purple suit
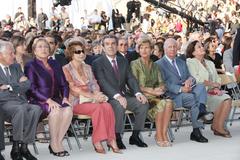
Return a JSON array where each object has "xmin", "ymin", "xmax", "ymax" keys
[{"xmin": 24, "ymin": 38, "xmax": 73, "ymax": 157}]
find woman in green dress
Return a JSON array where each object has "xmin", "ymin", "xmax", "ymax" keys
[{"xmin": 131, "ymin": 36, "xmax": 173, "ymax": 147}]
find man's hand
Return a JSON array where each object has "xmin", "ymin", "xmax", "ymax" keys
[
  {"xmin": 19, "ymin": 76, "xmax": 28, "ymax": 82},
  {"xmin": 136, "ymin": 94, "xmax": 148, "ymax": 104},
  {"xmin": 0, "ymin": 84, "xmax": 9, "ymax": 91},
  {"xmin": 181, "ymin": 86, "xmax": 191, "ymax": 93},
  {"xmin": 116, "ymin": 95, "xmax": 127, "ymax": 109},
  {"xmin": 184, "ymin": 79, "xmax": 192, "ymax": 88}
]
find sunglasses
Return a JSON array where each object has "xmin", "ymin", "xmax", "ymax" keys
[{"xmin": 74, "ymin": 50, "xmax": 85, "ymax": 54}]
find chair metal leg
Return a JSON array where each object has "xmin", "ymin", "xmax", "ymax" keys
[
  {"xmin": 127, "ymin": 114, "xmax": 134, "ymax": 130},
  {"xmin": 175, "ymin": 110, "xmax": 183, "ymax": 132},
  {"xmin": 70, "ymin": 123, "xmax": 82, "ymax": 150},
  {"xmin": 83, "ymin": 120, "xmax": 91, "ymax": 140},
  {"xmin": 65, "ymin": 133, "xmax": 72, "ymax": 151},
  {"xmin": 148, "ymin": 122, "xmax": 154, "ymax": 137},
  {"xmin": 168, "ymin": 125, "xmax": 175, "ymax": 142},
  {"xmin": 32, "ymin": 143, "xmax": 39, "ymax": 155}
]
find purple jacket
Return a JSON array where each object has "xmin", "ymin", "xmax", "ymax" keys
[{"xmin": 24, "ymin": 58, "xmax": 69, "ymax": 115}]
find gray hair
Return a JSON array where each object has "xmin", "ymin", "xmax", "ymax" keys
[
  {"xmin": 163, "ymin": 38, "xmax": 177, "ymax": 52},
  {"xmin": 0, "ymin": 40, "xmax": 14, "ymax": 54}
]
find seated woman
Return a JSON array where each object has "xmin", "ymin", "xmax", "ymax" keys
[
  {"xmin": 62, "ymin": 39, "xmax": 120, "ymax": 154},
  {"xmin": 186, "ymin": 40, "xmax": 232, "ymax": 138},
  {"xmin": 204, "ymin": 37, "xmax": 225, "ymax": 74},
  {"xmin": 131, "ymin": 36, "xmax": 173, "ymax": 147},
  {"xmin": 24, "ymin": 38, "xmax": 73, "ymax": 157}
]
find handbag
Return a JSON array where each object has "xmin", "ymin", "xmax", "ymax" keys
[
  {"xmin": 234, "ymin": 65, "xmax": 240, "ymax": 83},
  {"xmin": 79, "ymin": 95, "xmax": 94, "ymax": 104}
]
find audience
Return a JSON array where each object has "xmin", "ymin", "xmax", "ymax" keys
[
  {"xmin": 62, "ymin": 39, "xmax": 120, "ymax": 154},
  {"xmin": 131, "ymin": 36, "xmax": 173, "ymax": 147},
  {"xmin": 10, "ymin": 36, "xmax": 32, "ymax": 70},
  {"xmin": 204, "ymin": 37, "xmax": 225, "ymax": 74},
  {"xmin": 0, "ymin": 1, "xmax": 239, "ymax": 157},
  {"xmin": 0, "ymin": 40, "xmax": 42, "ymax": 160},
  {"xmin": 156, "ymin": 38, "xmax": 211, "ymax": 143},
  {"xmin": 24, "ymin": 38, "xmax": 73, "ymax": 157},
  {"xmin": 92, "ymin": 35, "xmax": 149, "ymax": 149},
  {"xmin": 186, "ymin": 40, "xmax": 232, "ymax": 138}
]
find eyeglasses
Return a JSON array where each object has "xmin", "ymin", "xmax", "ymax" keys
[{"xmin": 74, "ymin": 50, "xmax": 85, "ymax": 54}]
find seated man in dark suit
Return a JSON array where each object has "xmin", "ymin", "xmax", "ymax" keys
[
  {"xmin": 156, "ymin": 38, "xmax": 211, "ymax": 143},
  {"xmin": 0, "ymin": 40, "xmax": 42, "ymax": 160},
  {"xmin": 92, "ymin": 35, "xmax": 149, "ymax": 149}
]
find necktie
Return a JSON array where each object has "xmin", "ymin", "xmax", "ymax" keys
[
  {"xmin": 4, "ymin": 67, "xmax": 11, "ymax": 81},
  {"xmin": 112, "ymin": 59, "xmax": 120, "ymax": 80},
  {"xmin": 172, "ymin": 59, "xmax": 180, "ymax": 76}
]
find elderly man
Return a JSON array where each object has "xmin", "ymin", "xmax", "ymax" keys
[
  {"xmin": 0, "ymin": 40, "xmax": 42, "ymax": 160},
  {"xmin": 92, "ymin": 35, "xmax": 149, "ymax": 149},
  {"xmin": 156, "ymin": 38, "xmax": 210, "ymax": 143}
]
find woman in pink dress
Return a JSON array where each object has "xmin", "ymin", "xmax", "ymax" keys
[{"xmin": 62, "ymin": 39, "xmax": 120, "ymax": 154}]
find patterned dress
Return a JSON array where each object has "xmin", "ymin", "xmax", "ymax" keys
[{"xmin": 131, "ymin": 58, "xmax": 172, "ymax": 121}]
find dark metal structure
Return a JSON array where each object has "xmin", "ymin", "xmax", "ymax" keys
[{"xmin": 144, "ymin": 0, "xmax": 206, "ymax": 31}]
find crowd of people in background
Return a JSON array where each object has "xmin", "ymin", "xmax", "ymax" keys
[{"xmin": 0, "ymin": 0, "xmax": 240, "ymax": 159}]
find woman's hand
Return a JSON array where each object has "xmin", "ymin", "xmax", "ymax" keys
[
  {"xmin": 154, "ymin": 87, "xmax": 165, "ymax": 96},
  {"xmin": 46, "ymin": 98, "xmax": 60, "ymax": 112},
  {"xmin": 93, "ymin": 92, "xmax": 107, "ymax": 103},
  {"xmin": 213, "ymin": 88, "xmax": 223, "ymax": 96}
]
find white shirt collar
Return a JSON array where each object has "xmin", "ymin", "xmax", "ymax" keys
[
  {"xmin": 165, "ymin": 55, "xmax": 175, "ymax": 64},
  {"xmin": 106, "ymin": 55, "xmax": 117, "ymax": 65},
  {"xmin": 0, "ymin": 63, "xmax": 10, "ymax": 75}
]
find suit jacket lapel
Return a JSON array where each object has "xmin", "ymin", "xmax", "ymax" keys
[
  {"xmin": 0, "ymin": 67, "xmax": 7, "ymax": 82},
  {"xmin": 116, "ymin": 56, "xmax": 123, "ymax": 83},
  {"xmin": 163, "ymin": 57, "xmax": 181, "ymax": 78}
]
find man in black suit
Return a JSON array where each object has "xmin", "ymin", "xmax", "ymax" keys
[
  {"xmin": 117, "ymin": 36, "xmax": 139, "ymax": 63},
  {"xmin": 45, "ymin": 34, "xmax": 69, "ymax": 66},
  {"xmin": 92, "ymin": 35, "xmax": 149, "ymax": 149}
]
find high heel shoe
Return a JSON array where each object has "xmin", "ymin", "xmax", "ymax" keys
[
  {"xmin": 107, "ymin": 144, "xmax": 122, "ymax": 154},
  {"xmin": 48, "ymin": 145, "xmax": 65, "ymax": 157},
  {"xmin": 211, "ymin": 125, "xmax": 232, "ymax": 138},
  {"xmin": 61, "ymin": 150, "xmax": 70, "ymax": 156},
  {"xmin": 93, "ymin": 144, "xmax": 106, "ymax": 154},
  {"xmin": 154, "ymin": 135, "xmax": 172, "ymax": 147},
  {"xmin": 163, "ymin": 141, "xmax": 172, "ymax": 147}
]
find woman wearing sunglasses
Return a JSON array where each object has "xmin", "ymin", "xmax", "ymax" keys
[{"xmin": 62, "ymin": 40, "xmax": 120, "ymax": 154}]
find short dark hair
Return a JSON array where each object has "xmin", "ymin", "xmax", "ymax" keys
[
  {"xmin": 101, "ymin": 35, "xmax": 118, "ymax": 46},
  {"xmin": 186, "ymin": 40, "xmax": 199, "ymax": 58}
]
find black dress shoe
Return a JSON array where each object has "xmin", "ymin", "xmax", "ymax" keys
[
  {"xmin": 116, "ymin": 138, "xmax": 126, "ymax": 150},
  {"xmin": 190, "ymin": 129, "xmax": 208, "ymax": 143},
  {"xmin": 129, "ymin": 136, "xmax": 148, "ymax": 147},
  {"xmin": 0, "ymin": 152, "xmax": 5, "ymax": 160},
  {"xmin": 10, "ymin": 150, "xmax": 23, "ymax": 160},
  {"xmin": 20, "ymin": 145, "xmax": 37, "ymax": 160},
  {"xmin": 198, "ymin": 112, "xmax": 214, "ymax": 121}
]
